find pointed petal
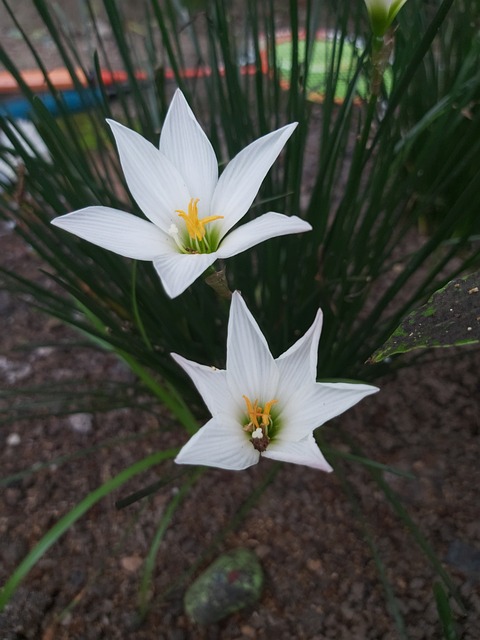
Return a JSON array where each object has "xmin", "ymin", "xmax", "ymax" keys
[
  {"xmin": 279, "ymin": 382, "xmax": 379, "ymax": 441},
  {"xmin": 175, "ymin": 416, "xmax": 260, "ymax": 470},
  {"xmin": 263, "ymin": 433, "xmax": 333, "ymax": 472},
  {"xmin": 275, "ymin": 308, "xmax": 323, "ymax": 403},
  {"xmin": 211, "ymin": 123, "xmax": 298, "ymax": 235},
  {"xmin": 107, "ymin": 119, "xmax": 190, "ymax": 231},
  {"xmin": 153, "ymin": 251, "xmax": 217, "ymax": 298},
  {"xmin": 216, "ymin": 213, "xmax": 312, "ymax": 259},
  {"xmin": 51, "ymin": 206, "xmax": 172, "ymax": 259},
  {"xmin": 226, "ymin": 292, "xmax": 279, "ymax": 408},
  {"xmin": 159, "ymin": 90, "xmax": 218, "ymax": 214},
  {"xmin": 171, "ymin": 353, "xmax": 232, "ymax": 416}
]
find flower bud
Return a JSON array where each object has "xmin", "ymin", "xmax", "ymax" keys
[{"xmin": 364, "ymin": 0, "xmax": 409, "ymax": 37}]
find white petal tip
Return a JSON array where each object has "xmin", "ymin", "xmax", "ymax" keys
[
  {"xmin": 280, "ymin": 122, "xmax": 299, "ymax": 140},
  {"xmin": 50, "ymin": 214, "xmax": 75, "ymax": 230},
  {"xmin": 297, "ymin": 219, "xmax": 313, "ymax": 232}
]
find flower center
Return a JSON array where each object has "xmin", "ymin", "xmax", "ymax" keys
[
  {"xmin": 242, "ymin": 395, "xmax": 277, "ymax": 453},
  {"xmin": 175, "ymin": 198, "xmax": 224, "ymax": 252}
]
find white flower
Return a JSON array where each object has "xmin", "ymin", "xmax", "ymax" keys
[
  {"xmin": 172, "ymin": 291, "xmax": 379, "ymax": 471},
  {"xmin": 0, "ymin": 119, "xmax": 50, "ymax": 187},
  {"xmin": 51, "ymin": 90, "xmax": 311, "ymax": 298},
  {"xmin": 364, "ymin": 0, "xmax": 409, "ymax": 36}
]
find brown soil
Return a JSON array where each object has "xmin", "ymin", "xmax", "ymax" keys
[{"xmin": 1, "ymin": 219, "xmax": 480, "ymax": 640}]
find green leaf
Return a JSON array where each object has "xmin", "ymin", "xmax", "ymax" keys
[
  {"xmin": 138, "ymin": 468, "xmax": 204, "ymax": 615},
  {"xmin": 0, "ymin": 449, "xmax": 177, "ymax": 610},
  {"xmin": 433, "ymin": 582, "xmax": 459, "ymax": 640},
  {"xmin": 334, "ymin": 461, "xmax": 408, "ymax": 638},
  {"xmin": 370, "ymin": 272, "xmax": 480, "ymax": 362}
]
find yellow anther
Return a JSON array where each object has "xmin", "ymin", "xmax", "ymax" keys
[
  {"xmin": 176, "ymin": 198, "xmax": 223, "ymax": 242},
  {"xmin": 242, "ymin": 395, "xmax": 277, "ymax": 431},
  {"xmin": 261, "ymin": 399, "xmax": 278, "ymax": 426},
  {"xmin": 243, "ymin": 395, "xmax": 261, "ymax": 430}
]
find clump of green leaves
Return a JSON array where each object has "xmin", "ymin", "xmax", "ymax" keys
[{"xmin": 0, "ymin": 0, "xmax": 478, "ymax": 635}]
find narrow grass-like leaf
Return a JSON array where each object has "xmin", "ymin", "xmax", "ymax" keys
[
  {"xmin": 322, "ymin": 445, "xmax": 415, "ymax": 479},
  {"xmin": 138, "ymin": 467, "xmax": 204, "ymax": 615},
  {"xmin": 0, "ymin": 429, "xmax": 162, "ymax": 489},
  {"xmin": 334, "ymin": 461, "xmax": 408, "ymax": 639},
  {"xmin": 433, "ymin": 582, "xmax": 460, "ymax": 640},
  {"xmin": 153, "ymin": 463, "xmax": 280, "ymax": 604},
  {"xmin": 0, "ymin": 449, "xmax": 177, "ymax": 610}
]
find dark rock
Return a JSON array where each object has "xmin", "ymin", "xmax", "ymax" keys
[{"xmin": 184, "ymin": 548, "xmax": 263, "ymax": 625}]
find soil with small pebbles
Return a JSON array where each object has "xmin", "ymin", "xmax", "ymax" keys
[{"xmin": 1, "ymin": 219, "xmax": 480, "ymax": 640}]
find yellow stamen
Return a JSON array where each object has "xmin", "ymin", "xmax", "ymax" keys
[
  {"xmin": 176, "ymin": 198, "xmax": 224, "ymax": 242},
  {"xmin": 243, "ymin": 395, "xmax": 277, "ymax": 453},
  {"xmin": 261, "ymin": 399, "xmax": 278, "ymax": 426},
  {"xmin": 242, "ymin": 395, "xmax": 277, "ymax": 431}
]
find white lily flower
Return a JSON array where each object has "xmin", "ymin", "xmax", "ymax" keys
[
  {"xmin": 51, "ymin": 90, "xmax": 311, "ymax": 298},
  {"xmin": 173, "ymin": 291, "xmax": 379, "ymax": 471},
  {"xmin": 364, "ymin": 0, "xmax": 409, "ymax": 36},
  {"xmin": 0, "ymin": 119, "xmax": 50, "ymax": 187}
]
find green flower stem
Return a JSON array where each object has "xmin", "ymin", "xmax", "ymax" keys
[
  {"xmin": 203, "ymin": 264, "xmax": 233, "ymax": 299},
  {"xmin": 370, "ymin": 33, "xmax": 394, "ymax": 96}
]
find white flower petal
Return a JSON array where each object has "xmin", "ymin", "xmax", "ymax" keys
[
  {"xmin": 171, "ymin": 353, "xmax": 231, "ymax": 416},
  {"xmin": 51, "ymin": 206, "xmax": 172, "ymax": 259},
  {"xmin": 159, "ymin": 90, "xmax": 218, "ymax": 214},
  {"xmin": 175, "ymin": 416, "xmax": 260, "ymax": 470},
  {"xmin": 153, "ymin": 251, "xmax": 217, "ymax": 298},
  {"xmin": 263, "ymin": 433, "xmax": 333, "ymax": 471},
  {"xmin": 107, "ymin": 119, "xmax": 190, "ymax": 231},
  {"xmin": 216, "ymin": 212, "xmax": 312, "ymax": 259},
  {"xmin": 226, "ymin": 292, "xmax": 279, "ymax": 407},
  {"xmin": 280, "ymin": 381, "xmax": 379, "ymax": 441},
  {"xmin": 211, "ymin": 123, "xmax": 298, "ymax": 235},
  {"xmin": 276, "ymin": 308, "xmax": 323, "ymax": 403},
  {"xmin": 169, "ymin": 289, "xmax": 379, "ymax": 473}
]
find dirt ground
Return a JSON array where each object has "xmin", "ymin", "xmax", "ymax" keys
[
  {"xmin": 1, "ymin": 2, "xmax": 480, "ymax": 639},
  {"xmin": 1, "ymin": 221, "xmax": 480, "ymax": 639}
]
